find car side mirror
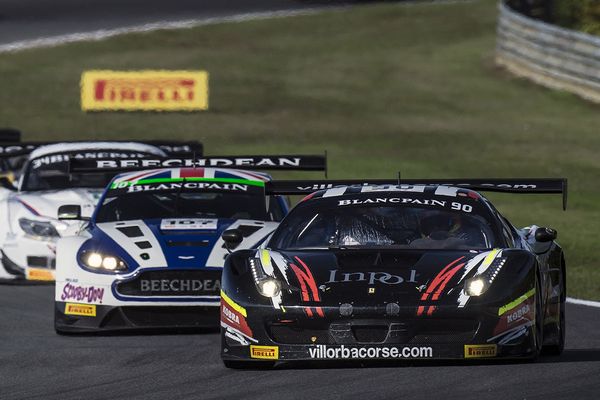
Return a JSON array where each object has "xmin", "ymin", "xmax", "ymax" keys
[
  {"xmin": 222, "ymin": 229, "xmax": 243, "ymax": 252},
  {"xmin": 0, "ymin": 176, "xmax": 17, "ymax": 191},
  {"xmin": 58, "ymin": 205, "xmax": 82, "ymax": 220},
  {"xmin": 535, "ymin": 227, "xmax": 557, "ymax": 243}
]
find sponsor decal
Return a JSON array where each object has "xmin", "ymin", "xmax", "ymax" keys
[
  {"xmin": 289, "ymin": 256, "xmax": 324, "ymax": 318},
  {"xmin": 493, "ymin": 295, "xmax": 534, "ymax": 337},
  {"xmin": 464, "ymin": 344, "xmax": 497, "ymax": 358},
  {"xmin": 417, "ymin": 256, "xmax": 466, "ymax": 316},
  {"xmin": 27, "ymin": 268, "xmax": 54, "ymax": 281},
  {"xmin": 60, "ymin": 283, "xmax": 105, "ymax": 304},
  {"xmin": 507, "ymin": 303, "xmax": 531, "ymax": 324},
  {"xmin": 308, "ymin": 345, "xmax": 433, "ymax": 359},
  {"xmin": 160, "ymin": 218, "xmax": 218, "ymax": 231},
  {"xmin": 498, "ymin": 288, "xmax": 536, "ymax": 316},
  {"xmin": 338, "ymin": 198, "xmax": 446, "ymax": 207},
  {"xmin": 101, "ymin": 157, "xmax": 303, "ymax": 170},
  {"xmin": 31, "ymin": 152, "xmax": 150, "ymax": 169},
  {"xmin": 81, "ymin": 70, "xmax": 209, "ymax": 111},
  {"xmin": 115, "ymin": 270, "xmax": 222, "ymax": 298},
  {"xmin": 250, "ymin": 345, "xmax": 279, "ymax": 360},
  {"xmin": 125, "ymin": 182, "xmax": 248, "ymax": 193},
  {"xmin": 337, "ymin": 197, "xmax": 473, "ymax": 213},
  {"xmin": 140, "ymin": 279, "xmax": 221, "ymax": 293},
  {"xmin": 221, "ymin": 291, "xmax": 254, "ymax": 339},
  {"xmin": 64, "ymin": 303, "xmax": 97, "ymax": 317},
  {"xmin": 325, "ymin": 270, "xmax": 418, "ymax": 285}
]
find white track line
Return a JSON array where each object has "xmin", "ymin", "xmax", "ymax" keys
[
  {"xmin": 0, "ymin": 8, "xmax": 338, "ymax": 54},
  {"xmin": 0, "ymin": 0, "xmax": 475, "ymax": 54},
  {"xmin": 567, "ymin": 297, "xmax": 600, "ymax": 308}
]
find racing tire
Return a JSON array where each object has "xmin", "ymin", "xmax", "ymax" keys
[
  {"xmin": 542, "ymin": 267, "xmax": 566, "ymax": 356},
  {"xmin": 531, "ymin": 271, "xmax": 544, "ymax": 360},
  {"xmin": 223, "ymin": 360, "xmax": 275, "ymax": 369}
]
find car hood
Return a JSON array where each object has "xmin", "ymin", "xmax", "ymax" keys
[
  {"xmin": 260, "ymin": 248, "xmax": 529, "ymax": 311},
  {"xmin": 13, "ymin": 188, "xmax": 103, "ymax": 219},
  {"xmin": 93, "ymin": 218, "xmax": 279, "ymax": 270}
]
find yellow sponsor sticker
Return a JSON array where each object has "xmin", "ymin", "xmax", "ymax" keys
[
  {"xmin": 464, "ymin": 344, "xmax": 497, "ymax": 358},
  {"xmin": 221, "ymin": 290, "xmax": 247, "ymax": 317},
  {"xmin": 250, "ymin": 345, "xmax": 279, "ymax": 360},
  {"xmin": 81, "ymin": 70, "xmax": 209, "ymax": 111},
  {"xmin": 26, "ymin": 268, "xmax": 54, "ymax": 281},
  {"xmin": 64, "ymin": 303, "xmax": 97, "ymax": 317}
]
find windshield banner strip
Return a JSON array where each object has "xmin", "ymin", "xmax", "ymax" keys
[
  {"xmin": 69, "ymin": 154, "xmax": 327, "ymax": 172},
  {"xmin": 111, "ymin": 177, "xmax": 265, "ymax": 189}
]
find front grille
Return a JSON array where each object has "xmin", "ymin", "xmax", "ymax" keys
[
  {"xmin": 27, "ymin": 256, "xmax": 55, "ymax": 269},
  {"xmin": 267, "ymin": 318, "xmax": 478, "ymax": 345},
  {"xmin": 269, "ymin": 323, "xmax": 330, "ymax": 344},
  {"xmin": 408, "ymin": 319, "xmax": 478, "ymax": 344},
  {"xmin": 115, "ymin": 269, "xmax": 221, "ymax": 298},
  {"xmin": 352, "ymin": 325, "xmax": 389, "ymax": 343}
]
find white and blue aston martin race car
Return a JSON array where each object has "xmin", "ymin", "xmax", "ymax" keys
[{"xmin": 53, "ymin": 155, "xmax": 326, "ymax": 332}]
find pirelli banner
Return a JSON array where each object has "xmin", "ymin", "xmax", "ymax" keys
[{"xmin": 80, "ymin": 70, "xmax": 209, "ymax": 111}]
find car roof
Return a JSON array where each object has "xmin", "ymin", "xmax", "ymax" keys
[
  {"xmin": 28, "ymin": 142, "xmax": 166, "ymax": 159},
  {"xmin": 112, "ymin": 167, "xmax": 272, "ymax": 185}
]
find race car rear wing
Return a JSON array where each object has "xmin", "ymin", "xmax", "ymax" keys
[
  {"xmin": 0, "ymin": 128, "xmax": 21, "ymax": 143},
  {"xmin": 69, "ymin": 154, "xmax": 328, "ymax": 173},
  {"xmin": 265, "ymin": 178, "xmax": 568, "ymax": 210},
  {"xmin": 0, "ymin": 140, "xmax": 204, "ymax": 158}
]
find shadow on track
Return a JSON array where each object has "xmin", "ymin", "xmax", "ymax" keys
[
  {"xmin": 537, "ymin": 349, "xmax": 600, "ymax": 364},
  {"xmin": 248, "ymin": 350, "xmax": 600, "ymax": 370},
  {"xmin": 55, "ymin": 327, "xmax": 220, "ymax": 336}
]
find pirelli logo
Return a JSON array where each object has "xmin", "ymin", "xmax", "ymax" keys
[
  {"xmin": 81, "ymin": 70, "xmax": 209, "ymax": 111},
  {"xmin": 64, "ymin": 303, "xmax": 97, "ymax": 317},
  {"xmin": 464, "ymin": 344, "xmax": 497, "ymax": 358},
  {"xmin": 250, "ymin": 345, "xmax": 279, "ymax": 360},
  {"xmin": 26, "ymin": 268, "xmax": 54, "ymax": 281}
]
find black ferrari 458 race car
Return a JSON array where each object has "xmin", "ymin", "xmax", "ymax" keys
[{"xmin": 220, "ymin": 179, "xmax": 567, "ymax": 368}]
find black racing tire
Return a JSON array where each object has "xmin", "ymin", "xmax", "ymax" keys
[
  {"xmin": 542, "ymin": 300, "xmax": 565, "ymax": 356},
  {"xmin": 222, "ymin": 360, "xmax": 275, "ymax": 369},
  {"xmin": 532, "ymin": 271, "xmax": 544, "ymax": 359},
  {"xmin": 543, "ymin": 266, "xmax": 566, "ymax": 356}
]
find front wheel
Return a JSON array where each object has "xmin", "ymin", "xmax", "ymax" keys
[
  {"xmin": 543, "ymin": 267, "xmax": 566, "ymax": 355},
  {"xmin": 531, "ymin": 272, "xmax": 544, "ymax": 359}
]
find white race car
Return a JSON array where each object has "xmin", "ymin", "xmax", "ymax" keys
[
  {"xmin": 53, "ymin": 155, "xmax": 326, "ymax": 332},
  {"xmin": 0, "ymin": 141, "xmax": 176, "ymax": 282}
]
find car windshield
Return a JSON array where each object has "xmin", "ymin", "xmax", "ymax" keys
[
  {"xmin": 21, "ymin": 151, "xmax": 157, "ymax": 191},
  {"xmin": 270, "ymin": 201, "xmax": 501, "ymax": 250},
  {"xmin": 95, "ymin": 187, "xmax": 273, "ymax": 223}
]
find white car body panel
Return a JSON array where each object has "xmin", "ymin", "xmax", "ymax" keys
[{"xmin": 0, "ymin": 142, "xmax": 166, "ymax": 281}]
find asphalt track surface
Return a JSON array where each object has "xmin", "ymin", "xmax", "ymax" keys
[
  {"xmin": 0, "ymin": 0, "xmax": 359, "ymax": 45},
  {"xmin": 0, "ymin": 284, "xmax": 599, "ymax": 400}
]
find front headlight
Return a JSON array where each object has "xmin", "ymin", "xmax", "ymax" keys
[
  {"xmin": 19, "ymin": 218, "xmax": 59, "ymax": 238},
  {"xmin": 464, "ymin": 256, "xmax": 507, "ymax": 297},
  {"xmin": 249, "ymin": 257, "xmax": 282, "ymax": 298},
  {"xmin": 465, "ymin": 277, "xmax": 488, "ymax": 296},
  {"xmin": 257, "ymin": 278, "xmax": 281, "ymax": 298},
  {"xmin": 80, "ymin": 250, "xmax": 127, "ymax": 272}
]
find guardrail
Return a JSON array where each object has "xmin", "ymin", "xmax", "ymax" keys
[{"xmin": 496, "ymin": 1, "xmax": 600, "ymax": 103}]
